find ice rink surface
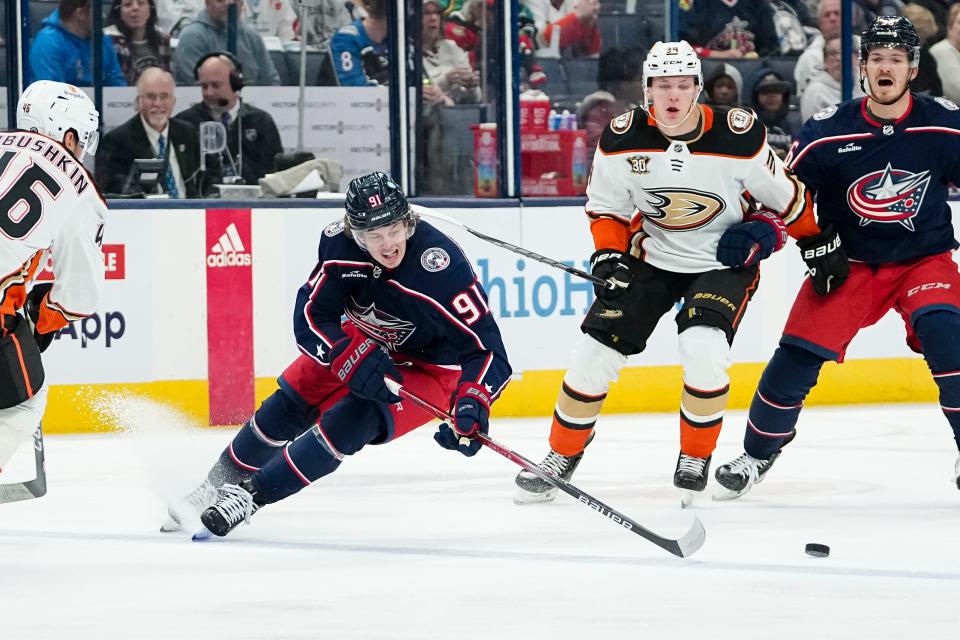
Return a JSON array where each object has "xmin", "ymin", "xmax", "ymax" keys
[{"xmin": 2, "ymin": 400, "xmax": 959, "ymax": 640}]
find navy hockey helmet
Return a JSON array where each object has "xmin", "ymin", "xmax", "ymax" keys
[
  {"xmin": 860, "ymin": 15, "xmax": 921, "ymax": 68},
  {"xmin": 344, "ymin": 172, "xmax": 416, "ymax": 247}
]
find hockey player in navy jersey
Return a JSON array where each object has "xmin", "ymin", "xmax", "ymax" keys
[
  {"xmin": 715, "ymin": 16, "xmax": 960, "ymax": 499},
  {"xmin": 163, "ymin": 172, "xmax": 511, "ymax": 536}
]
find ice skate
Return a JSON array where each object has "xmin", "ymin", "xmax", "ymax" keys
[
  {"xmin": 160, "ymin": 479, "xmax": 218, "ymax": 533},
  {"xmin": 674, "ymin": 453, "xmax": 711, "ymax": 508},
  {"xmin": 200, "ymin": 478, "xmax": 264, "ymax": 537},
  {"xmin": 954, "ymin": 455, "xmax": 959, "ymax": 490},
  {"xmin": 514, "ymin": 432, "xmax": 594, "ymax": 504},
  {"xmin": 713, "ymin": 451, "xmax": 782, "ymax": 500}
]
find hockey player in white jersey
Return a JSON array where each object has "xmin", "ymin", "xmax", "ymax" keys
[
  {"xmin": 0, "ymin": 81, "xmax": 105, "ymax": 479},
  {"xmin": 514, "ymin": 41, "xmax": 819, "ymax": 504}
]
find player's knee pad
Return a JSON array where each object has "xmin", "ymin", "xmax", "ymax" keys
[
  {"xmin": 760, "ymin": 343, "xmax": 826, "ymax": 404},
  {"xmin": 254, "ymin": 389, "xmax": 316, "ymax": 443},
  {"xmin": 914, "ymin": 310, "xmax": 960, "ymax": 372},
  {"xmin": 677, "ymin": 308, "xmax": 734, "ymax": 344},
  {"xmin": 679, "ymin": 325, "xmax": 730, "ymax": 390},
  {"xmin": 563, "ymin": 334, "xmax": 628, "ymax": 396},
  {"xmin": 315, "ymin": 395, "xmax": 386, "ymax": 458}
]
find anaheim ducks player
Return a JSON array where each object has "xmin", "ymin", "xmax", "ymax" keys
[
  {"xmin": 0, "ymin": 81, "xmax": 105, "ymax": 478},
  {"xmin": 514, "ymin": 40, "xmax": 819, "ymax": 505}
]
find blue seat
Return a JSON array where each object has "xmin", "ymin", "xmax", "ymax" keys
[
  {"xmin": 563, "ymin": 57, "xmax": 600, "ymax": 98},
  {"xmin": 598, "ymin": 12, "xmax": 649, "ymax": 50},
  {"xmin": 286, "ymin": 49, "xmax": 331, "ymax": 86},
  {"xmin": 766, "ymin": 56, "xmax": 800, "ymax": 92},
  {"xmin": 270, "ymin": 49, "xmax": 292, "ymax": 85},
  {"xmin": 534, "ymin": 57, "xmax": 568, "ymax": 96}
]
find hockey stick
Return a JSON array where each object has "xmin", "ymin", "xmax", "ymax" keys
[
  {"xmin": 409, "ymin": 204, "xmax": 611, "ymax": 289},
  {"xmin": 385, "ymin": 380, "xmax": 706, "ymax": 558},
  {"xmin": 0, "ymin": 423, "xmax": 47, "ymax": 504}
]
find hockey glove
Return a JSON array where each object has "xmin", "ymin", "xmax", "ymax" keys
[
  {"xmin": 797, "ymin": 225, "xmax": 849, "ymax": 296},
  {"xmin": 24, "ymin": 283, "xmax": 56, "ymax": 353},
  {"xmin": 434, "ymin": 382, "xmax": 491, "ymax": 457},
  {"xmin": 329, "ymin": 335, "xmax": 403, "ymax": 404},
  {"xmin": 590, "ymin": 249, "xmax": 632, "ymax": 304},
  {"xmin": 716, "ymin": 211, "xmax": 788, "ymax": 268}
]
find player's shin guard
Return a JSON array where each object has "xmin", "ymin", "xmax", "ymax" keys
[
  {"xmin": 210, "ymin": 390, "xmax": 315, "ymax": 486},
  {"xmin": 251, "ymin": 395, "xmax": 386, "ymax": 504},
  {"xmin": 744, "ymin": 344, "xmax": 826, "ymax": 460},
  {"xmin": 914, "ymin": 310, "xmax": 960, "ymax": 451},
  {"xmin": 548, "ymin": 335, "xmax": 626, "ymax": 456}
]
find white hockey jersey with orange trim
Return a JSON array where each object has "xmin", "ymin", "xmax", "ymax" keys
[
  {"xmin": 586, "ymin": 104, "xmax": 818, "ymax": 273},
  {"xmin": 0, "ymin": 131, "xmax": 105, "ymax": 334}
]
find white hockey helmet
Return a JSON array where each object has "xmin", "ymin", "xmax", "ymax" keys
[
  {"xmin": 17, "ymin": 81, "xmax": 100, "ymax": 159},
  {"xmin": 642, "ymin": 40, "xmax": 703, "ymax": 109}
]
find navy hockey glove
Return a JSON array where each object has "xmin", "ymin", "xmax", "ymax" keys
[
  {"xmin": 797, "ymin": 225, "xmax": 849, "ymax": 296},
  {"xmin": 716, "ymin": 211, "xmax": 788, "ymax": 268},
  {"xmin": 329, "ymin": 335, "xmax": 403, "ymax": 404},
  {"xmin": 590, "ymin": 249, "xmax": 632, "ymax": 304},
  {"xmin": 434, "ymin": 382, "xmax": 491, "ymax": 457},
  {"xmin": 24, "ymin": 283, "xmax": 55, "ymax": 353}
]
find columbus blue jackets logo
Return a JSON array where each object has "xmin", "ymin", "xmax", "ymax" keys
[
  {"xmin": 421, "ymin": 248, "xmax": 451, "ymax": 272},
  {"xmin": 345, "ymin": 300, "xmax": 416, "ymax": 350},
  {"xmin": 846, "ymin": 163, "xmax": 931, "ymax": 231},
  {"xmin": 324, "ymin": 220, "xmax": 344, "ymax": 236}
]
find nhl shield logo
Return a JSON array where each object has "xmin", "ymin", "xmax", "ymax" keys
[
  {"xmin": 421, "ymin": 248, "xmax": 451, "ymax": 272},
  {"xmin": 846, "ymin": 163, "xmax": 931, "ymax": 231}
]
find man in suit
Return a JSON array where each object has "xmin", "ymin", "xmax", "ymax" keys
[
  {"xmin": 175, "ymin": 52, "xmax": 283, "ymax": 186},
  {"xmin": 95, "ymin": 67, "xmax": 201, "ymax": 197}
]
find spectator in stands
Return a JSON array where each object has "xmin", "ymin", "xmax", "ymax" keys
[
  {"xmin": 446, "ymin": 0, "xmax": 494, "ymax": 69},
  {"xmin": 524, "ymin": 0, "xmax": 601, "ymax": 58},
  {"xmin": 856, "ymin": 0, "xmax": 906, "ymax": 23},
  {"xmin": 96, "ymin": 68, "xmax": 201, "ymax": 197},
  {"xmin": 750, "ymin": 71, "xmax": 796, "ymax": 158},
  {"xmin": 423, "ymin": 0, "xmax": 480, "ymax": 104},
  {"xmin": 299, "ymin": 0, "xmax": 357, "ymax": 44},
  {"xmin": 330, "ymin": 0, "xmax": 389, "ymax": 85},
  {"xmin": 795, "ymin": 0, "xmax": 843, "ymax": 96},
  {"xmin": 679, "ymin": 0, "xmax": 779, "ymax": 58},
  {"xmin": 172, "ymin": 0, "xmax": 282, "ymax": 85},
  {"xmin": 577, "ymin": 90, "xmax": 618, "ymax": 169},
  {"xmin": 243, "ymin": 0, "xmax": 296, "ymax": 40},
  {"xmin": 930, "ymin": 3, "xmax": 960, "ymax": 103},
  {"xmin": 105, "ymin": 0, "xmax": 172, "ymax": 84},
  {"xmin": 156, "ymin": 0, "xmax": 202, "ymax": 35},
  {"xmin": 597, "ymin": 45, "xmax": 645, "ymax": 108},
  {"xmin": 703, "ymin": 64, "xmax": 743, "ymax": 107},
  {"xmin": 29, "ymin": 0, "xmax": 127, "ymax": 85},
  {"xmin": 902, "ymin": 2, "xmax": 943, "ymax": 95},
  {"xmin": 800, "ymin": 35, "xmax": 865, "ymax": 121},
  {"xmin": 176, "ymin": 52, "xmax": 284, "ymax": 185},
  {"xmin": 904, "ymin": 0, "xmax": 951, "ymax": 41}
]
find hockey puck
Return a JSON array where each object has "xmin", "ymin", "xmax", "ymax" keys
[{"xmin": 804, "ymin": 543, "xmax": 830, "ymax": 557}]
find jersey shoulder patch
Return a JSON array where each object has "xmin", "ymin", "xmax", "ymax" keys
[
  {"xmin": 324, "ymin": 220, "xmax": 345, "ymax": 237},
  {"xmin": 726, "ymin": 108, "xmax": 755, "ymax": 134},
  {"xmin": 812, "ymin": 104, "xmax": 838, "ymax": 120},
  {"xmin": 420, "ymin": 247, "xmax": 451, "ymax": 273},
  {"xmin": 609, "ymin": 110, "xmax": 634, "ymax": 134},
  {"xmin": 933, "ymin": 96, "xmax": 959, "ymax": 111},
  {"xmin": 691, "ymin": 106, "xmax": 764, "ymax": 158},
  {"xmin": 598, "ymin": 107, "xmax": 665, "ymax": 154}
]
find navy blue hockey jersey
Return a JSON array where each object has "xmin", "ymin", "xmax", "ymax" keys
[
  {"xmin": 294, "ymin": 219, "xmax": 512, "ymax": 400},
  {"xmin": 787, "ymin": 94, "xmax": 960, "ymax": 263}
]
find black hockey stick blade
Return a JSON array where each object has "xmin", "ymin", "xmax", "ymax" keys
[
  {"xmin": 387, "ymin": 380, "xmax": 706, "ymax": 558},
  {"xmin": 409, "ymin": 205, "xmax": 612, "ymax": 289},
  {"xmin": 0, "ymin": 423, "xmax": 47, "ymax": 504}
]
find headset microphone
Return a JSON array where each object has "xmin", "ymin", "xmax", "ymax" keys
[{"xmin": 217, "ymin": 98, "xmax": 229, "ymax": 108}]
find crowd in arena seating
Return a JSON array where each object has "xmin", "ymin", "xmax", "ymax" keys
[{"xmin": 13, "ymin": 0, "xmax": 960, "ymax": 197}]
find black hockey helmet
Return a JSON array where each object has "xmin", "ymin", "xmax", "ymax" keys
[
  {"xmin": 860, "ymin": 15, "xmax": 921, "ymax": 68},
  {"xmin": 344, "ymin": 172, "xmax": 415, "ymax": 247}
]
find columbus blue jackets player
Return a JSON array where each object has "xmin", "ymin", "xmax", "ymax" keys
[
  {"xmin": 715, "ymin": 16, "xmax": 960, "ymax": 499},
  {"xmin": 163, "ymin": 172, "xmax": 511, "ymax": 536}
]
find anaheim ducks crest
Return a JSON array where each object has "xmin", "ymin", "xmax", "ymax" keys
[
  {"xmin": 727, "ymin": 108, "xmax": 754, "ymax": 134},
  {"xmin": 638, "ymin": 188, "xmax": 726, "ymax": 231},
  {"xmin": 610, "ymin": 110, "xmax": 634, "ymax": 134}
]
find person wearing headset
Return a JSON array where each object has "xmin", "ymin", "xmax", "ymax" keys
[
  {"xmin": 170, "ymin": 0, "xmax": 281, "ymax": 86},
  {"xmin": 175, "ymin": 51, "xmax": 284, "ymax": 186}
]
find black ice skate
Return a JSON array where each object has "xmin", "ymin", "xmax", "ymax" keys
[
  {"xmin": 161, "ymin": 479, "xmax": 218, "ymax": 533},
  {"xmin": 674, "ymin": 453, "xmax": 711, "ymax": 508},
  {"xmin": 713, "ymin": 451, "xmax": 782, "ymax": 500},
  {"xmin": 514, "ymin": 431, "xmax": 594, "ymax": 505},
  {"xmin": 200, "ymin": 478, "xmax": 264, "ymax": 537}
]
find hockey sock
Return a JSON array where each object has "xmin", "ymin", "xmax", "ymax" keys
[
  {"xmin": 252, "ymin": 395, "xmax": 385, "ymax": 504},
  {"xmin": 680, "ymin": 384, "xmax": 729, "ymax": 458},
  {"xmin": 914, "ymin": 311, "xmax": 960, "ymax": 450},
  {"xmin": 744, "ymin": 344, "xmax": 826, "ymax": 460},
  {"xmin": 211, "ymin": 390, "xmax": 315, "ymax": 485}
]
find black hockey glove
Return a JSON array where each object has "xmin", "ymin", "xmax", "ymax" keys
[
  {"xmin": 716, "ymin": 210, "xmax": 788, "ymax": 268},
  {"xmin": 797, "ymin": 225, "xmax": 849, "ymax": 296},
  {"xmin": 329, "ymin": 335, "xmax": 403, "ymax": 404},
  {"xmin": 24, "ymin": 283, "xmax": 56, "ymax": 353},
  {"xmin": 590, "ymin": 249, "xmax": 632, "ymax": 304},
  {"xmin": 434, "ymin": 382, "xmax": 491, "ymax": 457}
]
